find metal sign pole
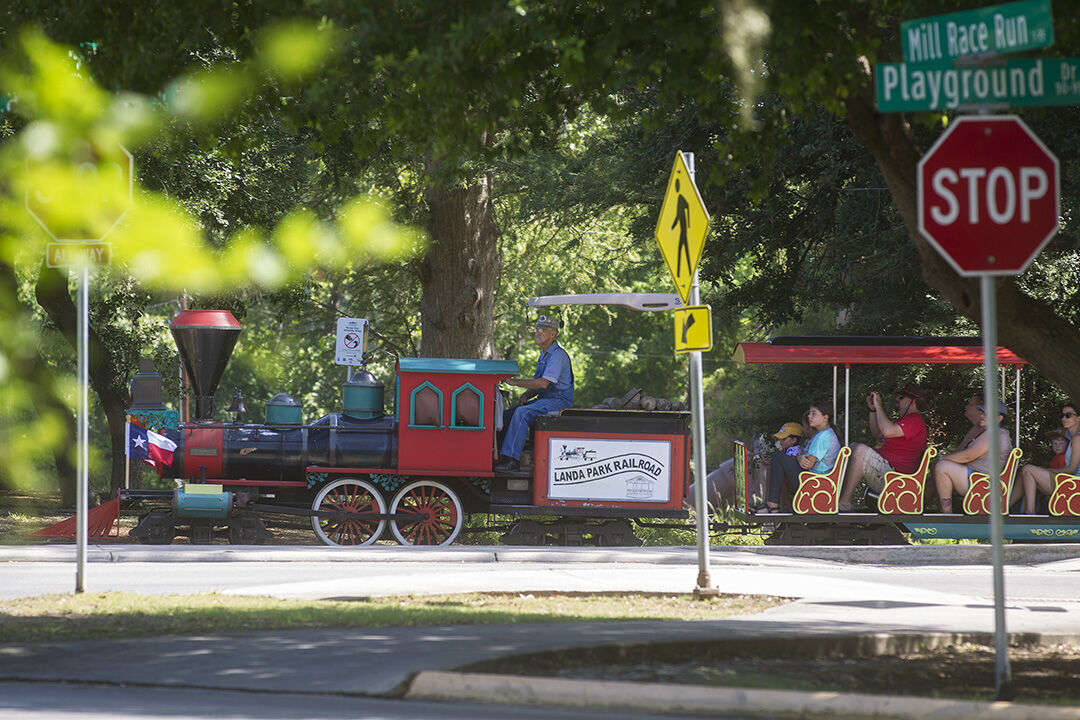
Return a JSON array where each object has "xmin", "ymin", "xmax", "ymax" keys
[
  {"xmin": 682, "ymin": 151, "xmax": 714, "ymax": 596},
  {"xmin": 980, "ymin": 274, "xmax": 1012, "ymax": 699},
  {"xmin": 76, "ymin": 266, "xmax": 89, "ymax": 593},
  {"xmin": 690, "ymin": 273, "xmax": 712, "ymax": 594}
]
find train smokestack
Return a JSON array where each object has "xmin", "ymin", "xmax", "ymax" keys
[{"xmin": 170, "ymin": 310, "xmax": 241, "ymax": 421}]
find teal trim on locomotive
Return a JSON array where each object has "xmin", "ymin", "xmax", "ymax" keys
[
  {"xmin": 398, "ymin": 358, "xmax": 518, "ymax": 375},
  {"xmin": 174, "ymin": 486, "xmax": 231, "ymax": 519},
  {"xmin": 904, "ymin": 522, "xmax": 1080, "ymax": 541},
  {"xmin": 450, "ymin": 382, "xmax": 485, "ymax": 430},
  {"xmin": 408, "ymin": 381, "xmax": 443, "ymax": 428}
]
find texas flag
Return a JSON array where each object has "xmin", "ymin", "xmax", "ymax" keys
[{"xmin": 126, "ymin": 419, "xmax": 177, "ymax": 469}]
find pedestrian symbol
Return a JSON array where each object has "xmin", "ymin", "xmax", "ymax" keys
[
  {"xmin": 673, "ymin": 305, "xmax": 712, "ymax": 354},
  {"xmin": 655, "ymin": 152, "xmax": 709, "ymax": 305}
]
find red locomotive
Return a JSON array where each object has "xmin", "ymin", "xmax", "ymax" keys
[{"xmin": 128, "ymin": 308, "xmax": 691, "ymax": 546}]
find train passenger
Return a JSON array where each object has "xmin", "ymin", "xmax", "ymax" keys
[
  {"xmin": 838, "ymin": 385, "xmax": 929, "ymax": 512},
  {"xmin": 495, "ymin": 315, "xmax": 575, "ymax": 471},
  {"xmin": 686, "ymin": 423, "xmax": 801, "ymax": 510},
  {"xmin": 933, "ymin": 401, "xmax": 1012, "ymax": 513},
  {"xmin": 708, "ymin": 421, "xmax": 803, "ymax": 513},
  {"xmin": 949, "ymin": 394, "xmax": 983, "ymax": 453},
  {"xmin": 758, "ymin": 403, "xmax": 839, "ymax": 513},
  {"xmin": 1047, "ymin": 427, "xmax": 1069, "ymax": 470},
  {"xmin": 1020, "ymin": 402, "xmax": 1080, "ymax": 514}
]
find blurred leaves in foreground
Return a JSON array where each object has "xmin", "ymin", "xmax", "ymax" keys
[{"xmin": 0, "ymin": 23, "xmax": 424, "ymax": 491}]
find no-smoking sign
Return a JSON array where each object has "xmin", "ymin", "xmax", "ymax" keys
[{"xmin": 335, "ymin": 318, "xmax": 368, "ymax": 365}]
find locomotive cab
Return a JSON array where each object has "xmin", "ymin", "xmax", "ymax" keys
[{"xmin": 394, "ymin": 357, "xmax": 518, "ymax": 476}]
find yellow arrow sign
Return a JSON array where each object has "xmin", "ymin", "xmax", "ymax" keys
[
  {"xmin": 655, "ymin": 151, "xmax": 709, "ymax": 305},
  {"xmin": 673, "ymin": 305, "xmax": 712, "ymax": 354}
]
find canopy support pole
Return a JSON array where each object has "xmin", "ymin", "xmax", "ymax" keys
[{"xmin": 844, "ymin": 365, "xmax": 851, "ymax": 447}]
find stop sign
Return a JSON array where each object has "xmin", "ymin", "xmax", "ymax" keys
[
  {"xmin": 917, "ymin": 115, "xmax": 1059, "ymax": 276},
  {"xmin": 25, "ymin": 141, "xmax": 133, "ymax": 242}
]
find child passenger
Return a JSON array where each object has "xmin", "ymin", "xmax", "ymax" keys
[
  {"xmin": 1048, "ymin": 428, "xmax": 1069, "ymax": 470},
  {"xmin": 1021, "ymin": 403, "xmax": 1080, "ymax": 514},
  {"xmin": 759, "ymin": 401, "xmax": 840, "ymax": 512}
]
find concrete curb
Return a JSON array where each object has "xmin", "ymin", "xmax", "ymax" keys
[
  {"xmin": 457, "ymin": 631, "xmax": 1080, "ymax": 673},
  {"xmin": 405, "ymin": 670, "xmax": 1080, "ymax": 720},
  {"xmin": 1, "ymin": 542, "xmax": 1078, "ymax": 565}
]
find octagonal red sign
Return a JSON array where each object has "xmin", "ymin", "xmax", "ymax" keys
[
  {"xmin": 917, "ymin": 115, "xmax": 1059, "ymax": 277},
  {"xmin": 25, "ymin": 141, "xmax": 133, "ymax": 243}
]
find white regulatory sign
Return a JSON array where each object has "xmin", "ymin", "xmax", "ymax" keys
[
  {"xmin": 335, "ymin": 317, "xmax": 368, "ymax": 366},
  {"xmin": 547, "ymin": 437, "xmax": 671, "ymax": 502}
]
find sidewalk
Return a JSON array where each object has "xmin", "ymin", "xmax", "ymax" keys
[{"xmin": 3, "ymin": 540, "xmax": 1079, "ymax": 565}]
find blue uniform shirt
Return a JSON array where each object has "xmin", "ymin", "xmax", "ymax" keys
[{"xmin": 535, "ymin": 341, "xmax": 574, "ymax": 405}]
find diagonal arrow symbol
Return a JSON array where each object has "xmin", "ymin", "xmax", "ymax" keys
[{"xmin": 681, "ymin": 313, "xmax": 696, "ymax": 344}]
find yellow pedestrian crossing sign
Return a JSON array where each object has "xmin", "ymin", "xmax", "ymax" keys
[
  {"xmin": 673, "ymin": 305, "xmax": 712, "ymax": 354},
  {"xmin": 655, "ymin": 151, "xmax": 709, "ymax": 305}
]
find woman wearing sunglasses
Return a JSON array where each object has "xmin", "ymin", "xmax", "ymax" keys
[{"xmin": 1020, "ymin": 403, "xmax": 1080, "ymax": 514}]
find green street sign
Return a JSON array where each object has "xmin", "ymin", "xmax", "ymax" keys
[
  {"xmin": 877, "ymin": 57, "xmax": 1080, "ymax": 112},
  {"xmin": 902, "ymin": 0, "xmax": 1053, "ymax": 64}
]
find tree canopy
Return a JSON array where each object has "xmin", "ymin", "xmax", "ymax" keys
[{"xmin": 2, "ymin": 0, "xmax": 1080, "ymax": 494}]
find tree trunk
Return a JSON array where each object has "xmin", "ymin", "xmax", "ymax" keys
[
  {"xmin": 35, "ymin": 265, "xmax": 131, "ymax": 496},
  {"xmin": 843, "ymin": 72, "xmax": 1080, "ymax": 402},
  {"xmin": 419, "ymin": 168, "xmax": 500, "ymax": 359}
]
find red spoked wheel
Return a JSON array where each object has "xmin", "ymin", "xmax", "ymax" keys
[
  {"xmin": 310, "ymin": 477, "xmax": 386, "ymax": 546},
  {"xmin": 389, "ymin": 480, "xmax": 463, "ymax": 546}
]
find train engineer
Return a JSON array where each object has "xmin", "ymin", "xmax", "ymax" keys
[
  {"xmin": 838, "ymin": 385, "xmax": 929, "ymax": 512},
  {"xmin": 495, "ymin": 314, "xmax": 575, "ymax": 471}
]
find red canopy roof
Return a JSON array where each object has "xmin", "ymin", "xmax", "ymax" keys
[{"xmin": 733, "ymin": 342, "xmax": 1027, "ymax": 365}]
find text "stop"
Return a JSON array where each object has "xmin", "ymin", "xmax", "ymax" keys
[{"xmin": 929, "ymin": 166, "xmax": 1048, "ymax": 226}]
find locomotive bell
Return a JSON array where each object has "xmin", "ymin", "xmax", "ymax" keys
[
  {"xmin": 170, "ymin": 310, "xmax": 241, "ymax": 421},
  {"xmin": 265, "ymin": 393, "xmax": 303, "ymax": 425},
  {"xmin": 342, "ymin": 369, "xmax": 384, "ymax": 419}
]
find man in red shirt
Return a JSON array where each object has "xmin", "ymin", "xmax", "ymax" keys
[{"xmin": 839, "ymin": 385, "xmax": 929, "ymax": 511}]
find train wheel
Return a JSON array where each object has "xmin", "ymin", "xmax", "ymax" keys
[
  {"xmin": 389, "ymin": 480, "xmax": 463, "ymax": 546},
  {"xmin": 310, "ymin": 478, "xmax": 386, "ymax": 546}
]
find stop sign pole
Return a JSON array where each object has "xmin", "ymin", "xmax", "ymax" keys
[
  {"xmin": 27, "ymin": 144, "xmax": 132, "ymax": 594},
  {"xmin": 918, "ymin": 115, "xmax": 1060, "ymax": 700}
]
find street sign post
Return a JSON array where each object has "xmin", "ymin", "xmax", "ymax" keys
[
  {"xmin": 655, "ymin": 151, "xmax": 713, "ymax": 597},
  {"xmin": 673, "ymin": 306, "xmax": 713, "ymax": 354},
  {"xmin": 917, "ymin": 115, "xmax": 1060, "ymax": 276},
  {"xmin": 27, "ymin": 143, "xmax": 131, "ymax": 595},
  {"xmin": 655, "ymin": 152, "xmax": 710, "ymax": 306},
  {"xmin": 901, "ymin": 0, "xmax": 1053, "ymax": 63},
  {"xmin": 877, "ymin": 57, "xmax": 1080, "ymax": 112},
  {"xmin": 917, "ymin": 114, "xmax": 1059, "ymax": 701}
]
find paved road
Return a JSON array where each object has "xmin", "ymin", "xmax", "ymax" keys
[
  {"xmin": 3, "ymin": 543, "xmax": 1079, "ymax": 719},
  {"xmin": 0, "ymin": 682, "xmax": 716, "ymax": 720},
  {"xmin": 4, "ymin": 544, "xmax": 1080, "ymax": 607}
]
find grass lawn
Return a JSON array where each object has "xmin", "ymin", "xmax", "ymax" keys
[{"xmin": 0, "ymin": 591, "xmax": 783, "ymax": 644}]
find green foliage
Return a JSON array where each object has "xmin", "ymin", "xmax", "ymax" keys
[
  {"xmin": 5, "ymin": 0, "xmax": 1080, "ymax": 499},
  {"xmin": 0, "ymin": 25, "xmax": 423, "ymax": 491}
]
